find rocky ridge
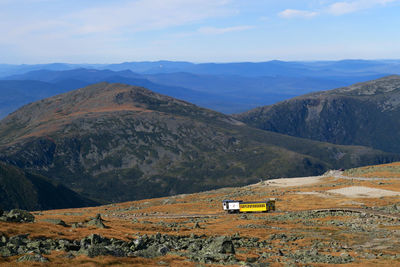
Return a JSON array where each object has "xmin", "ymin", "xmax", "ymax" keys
[{"xmin": 236, "ymin": 75, "xmax": 400, "ymax": 153}]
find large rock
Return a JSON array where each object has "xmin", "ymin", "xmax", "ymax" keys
[
  {"xmin": 0, "ymin": 247, "xmax": 15, "ymax": 257},
  {"xmin": 86, "ymin": 214, "xmax": 107, "ymax": 228},
  {"xmin": 187, "ymin": 236, "xmax": 237, "ymax": 264},
  {"xmin": 0, "ymin": 209, "xmax": 35, "ymax": 223},
  {"xmin": 41, "ymin": 218, "xmax": 68, "ymax": 227},
  {"xmin": 0, "ymin": 234, "xmax": 7, "ymax": 245},
  {"xmin": 134, "ymin": 244, "xmax": 170, "ymax": 258},
  {"xmin": 206, "ymin": 236, "xmax": 235, "ymax": 254},
  {"xmin": 17, "ymin": 253, "xmax": 49, "ymax": 263},
  {"xmin": 78, "ymin": 234, "xmax": 129, "ymax": 258}
]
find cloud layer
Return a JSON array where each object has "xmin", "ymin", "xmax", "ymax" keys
[{"xmin": 279, "ymin": 0, "xmax": 399, "ymax": 19}]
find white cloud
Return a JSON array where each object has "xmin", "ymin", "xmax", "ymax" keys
[
  {"xmin": 197, "ymin": 25, "xmax": 254, "ymax": 35},
  {"xmin": 327, "ymin": 0, "xmax": 398, "ymax": 15},
  {"xmin": 70, "ymin": 0, "xmax": 235, "ymax": 34},
  {"xmin": 279, "ymin": 0, "xmax": 399, "ymax": 19},
  {"xmin": 0, "ymin": 0, "xmax": 236, "ymax": 41},
  {"xmin": 0, "ymin": 0, "xmax": 238, "ymax": 63},
  {"xmin": 279, "ymin": 9, "xmax": 319, "ymax": 19}
]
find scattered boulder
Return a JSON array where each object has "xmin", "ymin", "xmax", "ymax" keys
[
  {"xmin": 206, "ymin": 236, "xmax": 235, "ymax": 254},
  {"xmin": 71, "ymin": 222, "xmax": 85, "ymax": 228},
  {"xmin": 0, "ymin": 247, "xmax": 14, "ymax": 257},
  {"xmin": 0, "ymin": 234, "xmax": 7, "ymax": 245},
  {"xmin": 17, "ymin": 253, "xmax": 49, "ymax": 263},
  {"xmin": 87, "ymin": 214, "xmax": 107, "ymax": 228},
  {"xmin": 41, "ymin": 218, "xmax": 68, "ymax": 227},
  {"xmin": 134, "ymin": 244, "xmax": 170, "ymax": 258},
  {"xmin": 0, "ymin": 209, "xmax": 35, "ymax": 223},
  {"xmin": 0, "ymin": 232, "xmax": 266, "ymax": 265},
  {"xmin": 246, "ymin": 256, "xmax": 259, "ymax": 263},
  {"xmin": 290, "ymin": 249, "xmax": 354, "ymax": 264},
  {"xmin": 194, "ymin": 222, "xmax": 201, "ymax": 229}
]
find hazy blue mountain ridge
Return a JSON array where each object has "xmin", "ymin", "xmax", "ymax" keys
[{"xmin": 2, "ymin": 60, "xmax": 397, "ymax": 118}]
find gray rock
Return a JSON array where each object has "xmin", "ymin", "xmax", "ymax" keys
[
  {"xmin": 87, "ymin": 214, "xmax": 107, "ymax": 228},
  {"xmin": 0, "ymin": 247, "xmax": 15, "ymax": 257},
  {"xmin": 17, "ymin": 253, "xmax": 49, "ymax": 262},
  {"xmin": 57, "ymin": 239, "xmax": 80, "ymax": 251},
  {"xmin": 41, "ymin": 218, "xmax": 68, "ymax": 227},
  {"xmin": 135, "ymin": 244, "xmax": 166, "ymax": 258},
  {"xmin": 26, "ymin": 240, "xmax": 42, "ymax": 250},
  {"xmin": 246, "ymin": 257, "xmax": 258, "ymax": 263},
  {"xmin": 8, "ymin": 234, "xmax": 29, "ymax": 247},
  {"xmin": 71, "ymin": 222, "xmax": 85, "ymax": 228},
  {"xmin": 80, "ymin": 234, "xmax": 109, "ymax": 250},
  {"xmin": 0, "ymin": 234, "xmax": 7, "ymax": 245},
  {"xmin": 133, "ymin": 235, "xmax": 149, "ymax": 250},
  {"xmin": 86, "ymin": 245, "xmax": 110, "ymax": 257},
  {"xmin": 2, "ymin": 209, "xmax": 34, "ymax": 223},
  {"xmin": 88, "ymin": 234, "xmax": 107, "ymax": 245},
  {"xmin": 158, "ymin": 245, "xmax": 170, "ymax": 255},
  {"xmin": 206, "ymin": 236, "xmax": 235, "ymax": 254}
]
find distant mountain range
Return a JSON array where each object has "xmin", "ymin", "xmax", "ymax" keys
[
  {"xmin": 2, "ymin": 59, "xmax": 400, "ymax": 118},
  {"xmin": 2, "ymin": 59, "xmax": 400, "ymax": 77},
  {"xmin": 236, "ymin": 75, "xmax": 400, "ymax": 154},
  {"xmin": 0, "ymin": 82, "xmax": 394, "ymax": 206}
]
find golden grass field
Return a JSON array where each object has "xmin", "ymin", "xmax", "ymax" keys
[{"xmin": 2, "ymin": 162, "xmax": 400, "ymax": 266}]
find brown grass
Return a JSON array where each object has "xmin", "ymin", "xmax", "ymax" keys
[{"xmin": 2, "ymin": 163, "xmax": 400, "ymax": 266}]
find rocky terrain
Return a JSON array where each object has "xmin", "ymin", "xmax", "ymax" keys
[
  {"xmin": 236, "ymin": 75, "xmax": 400, "ymax": 153},
  {"xmin": 0, "ymin": 82, "xmax": 395, "ymax": 206},
  {"xmin": 1, "ymin": 161, "xmax": 400, "ymax": 266}
]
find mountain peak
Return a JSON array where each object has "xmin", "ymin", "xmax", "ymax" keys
[{"xmin": 0, "ymin": 82, "xmax": 233, "ymax": 145}]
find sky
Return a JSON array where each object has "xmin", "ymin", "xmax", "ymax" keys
[{"xmin": 1, "ymin": 0, "xmax": 400, "ymax": 64}]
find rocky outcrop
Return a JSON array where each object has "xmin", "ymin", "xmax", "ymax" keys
[
  {"xmin": 17, "ymin": 253, "xmax": 49, "ymax": 263},
  {"xmin": 0, "ymin": 231, "xmax": 358, "ymax": 265},
  {"xmin": 86, "ymin": 214, "xmax": 107, "ymax": 228},
  {"xmin": 41, "ymin": 218, "xmax": 68, "ymax": 227},
  {"xmin": 0, "ymin": 233, "xmax": 255, "ymax": 265},
  {"xmin": 0, "ymin": 209, "xmax": 34, "ymax": 223}
]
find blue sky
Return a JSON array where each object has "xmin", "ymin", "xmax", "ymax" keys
[{"xmin": 1, "ymin": 0, "xmax": 400, "ymax": 63}]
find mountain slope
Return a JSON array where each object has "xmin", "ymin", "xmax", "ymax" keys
[
  {"xmin": 236, "ymin": 75, "xmax": 400, "ymax": 153},
  {"xmin": 0, "ymin": 161, "xmax": 97, "ymax": 210},
  {"xmin": 0, "ymin": 82, "xmax": 397, "ymax": 203}
]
